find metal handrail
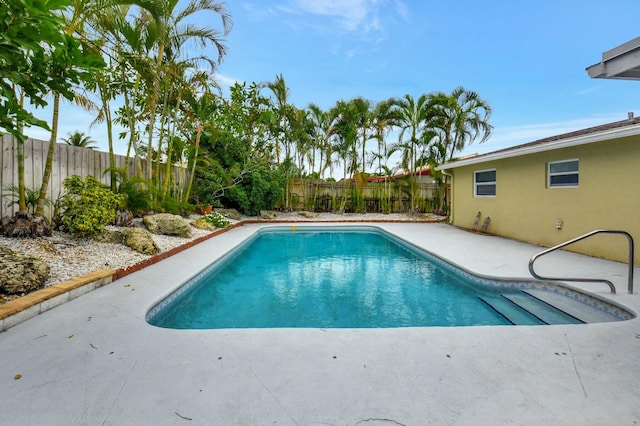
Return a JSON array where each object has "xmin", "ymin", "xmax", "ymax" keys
[{"xmin": 528, "ymin": 230, "xmax": 635, "ymax": 294}]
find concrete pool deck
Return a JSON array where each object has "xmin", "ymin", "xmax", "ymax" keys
[{"xmin": 0, "ymin": 222, "xmax": 638, "ymax": 425}]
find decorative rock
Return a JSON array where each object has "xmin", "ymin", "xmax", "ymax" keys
[
  {"xmin": 260, "ymin": 210, "xmax": 277, "ymax": 220},
  {"xmin": 1, "ymin": 211, "xmax": 52, "ymax": 238},
  {"xmin": 0, "ymin": 246, "xmax": 50, "ymax": 294},
  {"xmin": 298, "ymin": 211, "xmax": 319, "ymax": 219},
  {"xmin": 142, "ymin": 213, "xmax": 192, "ymax": 238},
  {"xmin": 215, "ymin": 209, "xmax": 241, "ymax": 220},
  {"xmin": 113, "ymin": 210, "xmax": 134, "ymax": 227},
  {"xmin": 94, "ymin": 228, "xmax": 125, "ymax": 244},
  {"xmin": 122, "ymin": 228, "xmax": 159, "ymax": 255},
  {"xmin": 190, "ymin": 218, "xmax": 217, "ymax": 231}
]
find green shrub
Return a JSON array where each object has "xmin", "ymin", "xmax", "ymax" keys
[
  {"xmin": 57, "ymin": 175, "xmax": 124, "ymax": 238},
  {"xmin": 159, "ymin": 196, "xmax": 195, "ymax": 216},
  {"xmin": 203, "ymin": 211, "xmax": 231, "ymax": 228},
  {"xmin": 118, "ymin": 178, "xmax": 153, "ymax": 216},
  {"xmin": 226, "ymin": 169, "xmax": 286, "ymax": 216}
]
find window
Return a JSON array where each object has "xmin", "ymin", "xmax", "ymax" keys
[
  {"xmin": 474, "ymin": 169, "xmax": 496, "ymax": 197},
  {"xmin": 548, "ymin": 159, "xmax": 579, "ymax": 187}
]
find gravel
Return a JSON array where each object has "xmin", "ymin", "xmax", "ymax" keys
[{"xmin": 0, "ymin": 218, "xmax": 216, "ymax": 288}]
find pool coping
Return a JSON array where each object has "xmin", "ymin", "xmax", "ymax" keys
[{"xmin": 0, "ymin": 218, "xmax": 447, "ymax": 332}]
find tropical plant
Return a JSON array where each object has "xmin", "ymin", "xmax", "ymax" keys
[
  {"xmin": 349, "ymin": 97, "xmax": 375, "ymax": 175},
  {"xmin": 2, "ymin": 185, "xmax": 52, "ymax": 215},
  {"xmin": 77, "ymin": 0, "xmax": 231, "ymax": 210},
  {"xmin": 371, "ymin": 99, "xmax": 396, "ymax": 177},
  {"xmin": 31, "ymin": 1, "xmax": 107, "ymax": 220},
  {"xmin": 0, "ymin": 0, "xmax": 102, "ymax": 225},
  {"xmin": 389, "ymin": 93, "xmax": 439, "ymax": 212},
  {"xmin": 433, "ymin": 86, "xmax": 493, "ymax": 161},
  {"xmin": 0, "ymin": 0, "xmax": 68, "ymax": 140},
  {"xmin": 306, "ymin": 103, "xmax": 334, "ymax": 206},
  {"xmin": 61, "ymin": 131, "xmax": 98, "ymax": 149},
  {"xmin": 264, "ymin": 74, "xmax": 291, "ymax": 163},
  {"xmin": 226, "ymin": 169, "xmax": 286, "ymax": 216},
  {"xmin": 117, "ymin": 176, "xmax": 153, "ymax": 216},
  {"xmin": 56, "ymin": 175, "xmax": 124, "ymax": 238},
  {"xmin": 202, "ymin": 211, "xmax": 230, "ymax": 228},
  {"xmin": 140, "ymin": 0, "xmax": 231, "ymax": 186},
  {"xmin": 264, "ymin": 74, "xmax": 295, "ymax": 208},
  {"xmin": 426, "ymin": 141, "xmax": 448, "ymax": 213}
]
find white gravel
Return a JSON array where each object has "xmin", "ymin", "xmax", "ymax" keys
[
  {"xmin": 0, "ymin": 222, "xmax": 214, "ymax": 287},
  {"xmin": 0, "ymin": 212, "xmax": 444, "ymax": 289}
]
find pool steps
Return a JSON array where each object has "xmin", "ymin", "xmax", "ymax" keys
[
  {"xmin": 479, "ymin": 289, "xmax": 622, "ymax": 326},
  {"xmin": 479, "ymin": 295, "xmax": 545, "ymax": 325}
]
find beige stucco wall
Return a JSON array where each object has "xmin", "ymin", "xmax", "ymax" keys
[{"xmin": 449, "ymin": 135, "xmax": 640, "ymax": 264}]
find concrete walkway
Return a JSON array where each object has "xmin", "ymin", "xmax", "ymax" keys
[{"xmin": 0, "ymin": 222, "xmax": 638, "ymax": 425}]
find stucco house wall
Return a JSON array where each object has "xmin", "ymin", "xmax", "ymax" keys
[{"xmin": 443, "ymin": 126, "xmax": 639, "ymax": 264}]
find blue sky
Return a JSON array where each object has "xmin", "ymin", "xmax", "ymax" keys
[{"xmin": 28, "ymin": 0, "xmax": 640, "ymax": 160}]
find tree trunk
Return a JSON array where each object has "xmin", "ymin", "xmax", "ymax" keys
[
  {"xmin": 35, "ymin": 93, "xmax": 59, "ymax": 218},
  {"xmin": 155, "ymin": 86, "xmax": 171, "ymax": 203},
  {"xmin": 161, "ymin": 108, "xmax": 179, "ymax": 201},
  {"xmin": 99, "ymin": 83, "xmax": 117, "ymax": 192},
  {"xmin": 183, "ymin": 126, "xmax": 202, "ymax": 204},
  {"xmin": 16, "ymin": 88, "xmax": 26, "ymax": 212},
  {"xmin": 123, "ymin": 73, "xmax": 142, "ymax": 179},
  {"xmin": 16, "ymin": 139, "xmax": 26, "ymax": 212}
]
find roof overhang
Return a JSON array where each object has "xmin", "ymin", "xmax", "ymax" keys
[
  {"xmin": 586, "ymin": 36, "xmax": 640, "ymax": 80},
  {"xmin": 437, "ymin": 123, "xmax": 640, "ymax": 170}
]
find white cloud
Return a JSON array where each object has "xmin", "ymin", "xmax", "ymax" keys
[
  {"xmin": 288, "ymin": 0, "xmax": 369, "ymax": 31},
  {"xmin": 214, "ymin": 73, "xmax": 240, "ymax": 92},
  {"xmin": 282, "ymin": 0, "xmax": 408, "ymax": 34}
]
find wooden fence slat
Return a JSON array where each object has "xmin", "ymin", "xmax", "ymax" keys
[{"xmin": 0, "ymin": 136, "xmax": 190, "ymax": 218}]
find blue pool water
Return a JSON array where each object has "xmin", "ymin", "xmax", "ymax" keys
[{"xmin": 147, "ymin": 227, "xmax": 629, "ymax": 329}]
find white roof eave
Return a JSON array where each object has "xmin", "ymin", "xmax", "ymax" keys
[{"xmin": 437, "ymin": 123, "xmax": 640, "ymax": 171}]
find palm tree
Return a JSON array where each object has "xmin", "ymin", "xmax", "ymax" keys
[
  {"xmin": 264, "ymin": 73, "xmax": 291, "ymax": 164},
  {"xmin": 173, "ymin": 90, "xmax": 219, "ymax": 204},
  {"xmin": 160, "ymin": 70, "xmax": 211, "ymax": 202},
  {"xmin": 349, "ymin": 97, "xmax": 375, "ymax": 176},
  {"xmin": 33, "ymin": 13, "xmax": 105, "ymax": 219},
  {"xmin": 107, "ymin": 7, "xmax": 160, "ymax": 182},
  {"xmin": 305, "ymin": 103, "xmax": 333, "ymax": 208},
  {"xmin": 434, "ymin": 86, "xmax": 493, "ymax": 162},
  {"xmin": 34, "ymin": 1, "xmax": 159, "ymax": 218},
  {"xmin": 141, "ymin": 0, "xmax": 231, "ymax": 188},
  {"xmin": 426, "ymin": 140, "xmax": 448, "ymax": 213},
  {"xmin": 369, "ymin": 98, "xmax": 396, "ymax": 210},
  {"xmin": 61, "ymin": 131, "xmax": 98, "ymax": 149},
  {"xmin": 389, "ymin": 93, "xmax": 439, "ymax": 212},
  {"xmin": 307, "ymin": 103, "xmax": 335, "ymax": 179},
  {"xmin": 327, "ymin": 100, "xmax": 362, "ymax": 212},
  {"xmin": 329, "ymin": 101, "xmax": 358, "ymax": 178},
  {"xmin": 93, "ymin": 0, "xmax": 231, "ymax": 207},
  {"xmin": 264, "ymin": 74, "xmax": 295, "ymax": 208}
]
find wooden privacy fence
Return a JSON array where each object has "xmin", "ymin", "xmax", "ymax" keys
[
  {"xmin": 288, "ymin": 178, "xmax": 449, "ymax": 214},
  {"xmin": 0, "ymin": 135, "xmax": 189, "ymax": 218}
]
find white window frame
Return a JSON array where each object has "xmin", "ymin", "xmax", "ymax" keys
[
  {"xmin": 548, "ymin": 159, "xmax": 579, "ymax": 188},
  {"xmin": 474, "ymin": 168, "xmax": 496, "ymax": 197}
]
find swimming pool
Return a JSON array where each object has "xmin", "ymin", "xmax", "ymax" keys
[{"xmin": 147, "ymin": 226, "xmax": 631, "ymax": 329}]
